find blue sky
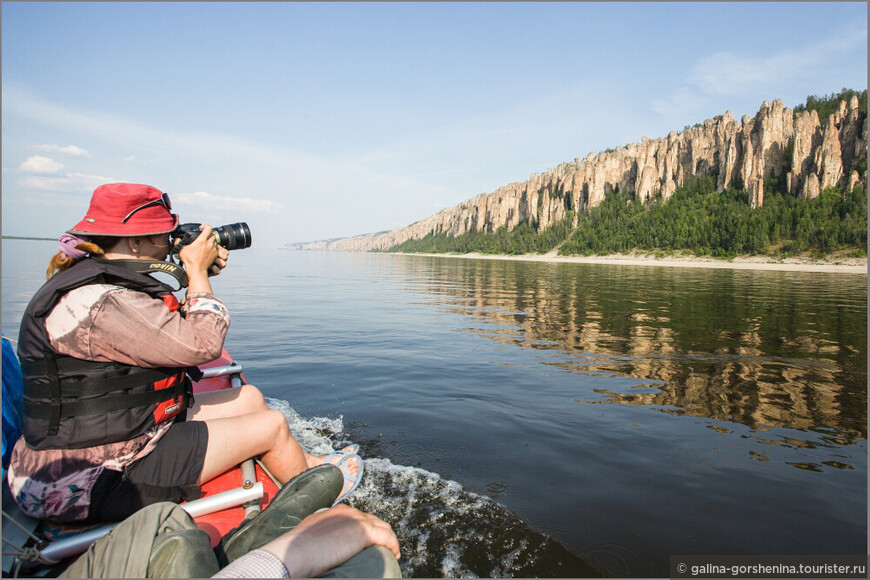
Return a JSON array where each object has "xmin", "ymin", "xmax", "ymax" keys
[{"xmin": 2, "ymin": 2, "xmax": 867, "ymax": 247}]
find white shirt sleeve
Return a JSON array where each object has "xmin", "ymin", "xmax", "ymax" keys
[{"xmin": 212, "ymin": 549, "xmax": 291, "ymax": 579}]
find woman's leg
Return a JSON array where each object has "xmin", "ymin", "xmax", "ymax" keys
[
  {"xmin": 192, "ymin": 385, "xmax": 360, "ymax": 485},
  {"xmin": 188, "ymin": 384, "xmax": 270, "ymax": 421},
  {"xmin": 198, "ymin": 409, "xmax": 310, "ymax": 484},
  {"xmin": 190, "ymin": 385, "xmax": 321, "ymax": 468}
]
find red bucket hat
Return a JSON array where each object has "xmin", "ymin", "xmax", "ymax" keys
[{"xmin": 68, "ymin": 183, "xmax": 179, "ymax": 237}]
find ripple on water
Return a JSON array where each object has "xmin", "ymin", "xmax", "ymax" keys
[{"xmin": 486, "ymin": 481, "xmax": 508, "ymax": 494}]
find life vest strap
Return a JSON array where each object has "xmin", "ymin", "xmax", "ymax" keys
[
  {"xmin": 43, "ymin": 350, "xmax": 61, "ymax": 436},
  {"xmin": 23, "ymin": 386, "xmax": 181, "ymax": 419},
  {"xmin": 21, "ymin": 356, "xmax": 143, "ymax": 375},
  {"xmin": 22, "ymin": 366, "xmax": 177, "ymax": 398}
]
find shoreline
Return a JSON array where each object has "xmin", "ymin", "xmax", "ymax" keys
[{"xmin": 390, "ymin": 251, "xmax": 868, "ymax": 274}]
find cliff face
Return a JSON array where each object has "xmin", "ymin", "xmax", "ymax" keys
[{"xmin": 307, "ymin": 97, "xmax": 867, "ymax": 252}]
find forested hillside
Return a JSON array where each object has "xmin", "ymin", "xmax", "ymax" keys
[
  {"xmin": 388, "ymin": 175, "xmax": 866, "ymax": 258},
  {"xmin": 385, "ymin": 90, "xmax": 867, "ymax": 259},
  {"xmin": 557, "ymin": 176, "xmax": 866, "ymax": 258}
]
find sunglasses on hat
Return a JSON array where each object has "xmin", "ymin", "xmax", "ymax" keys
[{"xmin": 122, "ymin": 192, "xmax": 173, "ymax": 223}]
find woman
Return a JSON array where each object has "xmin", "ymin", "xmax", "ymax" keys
[{"xmin": 7, "ymin": 183, "xmax": 361, "ymax": 523}]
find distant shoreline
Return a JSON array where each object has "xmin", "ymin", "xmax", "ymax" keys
[
  {"xmin": 2, "ymin": 236, "xmax": 55, "ymax": 241},
  {"xmin": 390, "ymin": 251, "xmax": 868, "ymax": 274}
]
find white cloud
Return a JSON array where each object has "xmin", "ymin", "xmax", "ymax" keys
[
  {"xmin": 19, "ymin": 172, "xmax": 116, "ymax": 193},
  {"xmin": 174, "ymin": 190, "xmax": 282, "ymax": 213},
  {"xmin": 19, "ymin": 155, "xmax": 63, "ymax": 174},
  {"xmin": 0, "ymin": 81, "xmax": 624, "ymax": 243},
  {"xmin": 651, "ymin": 87, "xmax": 707, "ymax": 121},
  {"xmin": 689, "ymin": 50, "xmax": 805, "ymax": 97},
  {"xmin": 652, "ymin": 25, "xmax": 867, "ymax": 122},
  {"xmin": 689, "ymin": 28, "xmax": 867, "ymax": 97},
  {"xmin": 34, "ymin": 144, "xmax": 90, "ymax": 157}
]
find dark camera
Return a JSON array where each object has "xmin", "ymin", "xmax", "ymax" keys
[{"xmin": 171, "ymin": 222, "xmax": 252, "ymax": 253}]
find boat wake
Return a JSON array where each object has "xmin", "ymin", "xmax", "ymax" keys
[{"xmin": 268, "ymin": 398, "xmax": 601, "ymax": 578}]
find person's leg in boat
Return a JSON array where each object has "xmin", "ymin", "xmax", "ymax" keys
[
  {"xmin": 87, "ymin": 402, "xmax": 360, "ymax": 523},
  {"xmin": 198, "ymin": 410, "xmax": 310, "ymax": 484},
  {"xmin": 189, "ymin": 384, "xmax": 361, "ymax": 485},
  {"xmin": 187, "ymin": 384, "xmax": 271, "ymax": 420}
]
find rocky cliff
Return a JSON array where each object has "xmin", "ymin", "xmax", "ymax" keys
[{"xmin": 299, "ymin": 97, "xmax": 867, "ymax": 252}]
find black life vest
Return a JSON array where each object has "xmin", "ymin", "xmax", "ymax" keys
[{"xmin": 17, "ymin": 258, "xmax": 198, "ymax": 450}]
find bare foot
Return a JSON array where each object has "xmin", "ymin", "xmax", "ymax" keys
[{"xmin": 307, "ymin": 446, "xmax": 360, "ymax": 479}]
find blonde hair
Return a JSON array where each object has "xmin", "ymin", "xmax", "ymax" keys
[{"xmin": 45, "ymin": 238, "xmax": 113, "ymax": 280}]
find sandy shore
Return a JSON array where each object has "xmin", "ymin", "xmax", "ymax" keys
[{"xmin": 394, "ymin": 251, "xmax": 868, "ymax": 274}]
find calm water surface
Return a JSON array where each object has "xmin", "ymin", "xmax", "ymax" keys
[{"xmin": 2, "ymin": 240, "xmax": 866, "ymax": 577}]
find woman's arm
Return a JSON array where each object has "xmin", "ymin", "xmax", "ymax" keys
[
  {"xmin": 52, "ymin": 286, "xmax": 230, "ymax": 368},
  {"xmin": 46, "ymin": 225, "xmax": 233, "ymax": 368}
]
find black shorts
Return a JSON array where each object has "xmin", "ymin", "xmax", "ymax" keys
[{"xmin": 85, "ymin": 416, "xmax": 209, "ymax": 523}]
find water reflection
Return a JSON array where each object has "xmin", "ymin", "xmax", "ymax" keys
[{"xmin": 397, "ymin": 257, "xmax": 867, "ymax": 453}]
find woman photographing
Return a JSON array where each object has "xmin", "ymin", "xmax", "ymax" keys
[{"xmin": 7, "ymin": 183, "xmax": 362, "ymax": 524}]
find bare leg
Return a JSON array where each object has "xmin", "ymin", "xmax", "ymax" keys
[
  {"xmin": 189, "ymin": 384, "xmax": 320, "ymax": 465},
  {"xmin": 188, "ymin": 384, "xmax": 270, "ymax": 420},
  {"xmin": 198, "ymin": 409, "xmax": 309, "ymax": 484},
  {"xmin": 192, "ymin": 384, "xmax": 360, "ymax": 484}
]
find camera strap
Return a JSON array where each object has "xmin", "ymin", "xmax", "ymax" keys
[{"xmin": 105, "ymin": 259, "xmax": 190, "ymax": 290}]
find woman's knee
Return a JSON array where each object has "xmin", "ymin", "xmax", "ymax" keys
[
  {"xmin": 204, "ymin": 409, "xmax": 290, "ymax": 461},
  {"xmin": 263, "ymin": 409, "xmax": 291, "ymax": 441},
  {"xmin": 238, "ymin": 384, "xmax": 267, "ymax": 413}
]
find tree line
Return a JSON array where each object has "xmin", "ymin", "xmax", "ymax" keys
[
  {"xmin": 385, "ymin": 215, "xmax": 575, "ymax": 255},
  {"xmin": 385, "ymin": 176, "xmax": 866, "ymax": 259},
  {"xmin": 793, "ymin": 88, "xmax": 867, "ymax": 119},
  {"xmin": 557, "ymin": 176, "xmax": 866, "ymax": 258}
]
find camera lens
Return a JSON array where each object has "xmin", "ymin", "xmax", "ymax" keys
[{"xmin": 213, "ymin": 222, "xmax": 252, "ymax": 250}]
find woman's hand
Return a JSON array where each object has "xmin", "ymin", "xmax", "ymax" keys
[
  {"xmin": 177, "ymin": 225, "xmax": 227, "ymax": 294},
  {"xmin": 209, "ymin": 247, "xmax": 229, "ymax": 277}
]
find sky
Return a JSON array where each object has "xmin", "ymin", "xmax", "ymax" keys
[{"xmin": 2, "ymin": 2, "xmax": 867, "ymax": 248}]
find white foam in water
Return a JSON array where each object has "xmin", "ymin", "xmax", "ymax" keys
[
  {"xmin": 353, "ymin": 456, "xmax": 490, "ymax": 578},
  {"xmin": 266, "ymin": 397, "xmax": 493, "ymax": 575},
  {"xmin": 442, "ymin": 543, "xmax": 474, "ymax": 578},
  {"xmin": 266, "ymin": 397, "xmax": 344, "ymax": 454},
  {"xmin": 266, "ymin": 397, "xmax": 592, "ymax": 577}
]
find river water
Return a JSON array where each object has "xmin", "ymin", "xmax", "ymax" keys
[{"xmin": 2, "ymin": 240, "xmax": 866, "ymax": 577}]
